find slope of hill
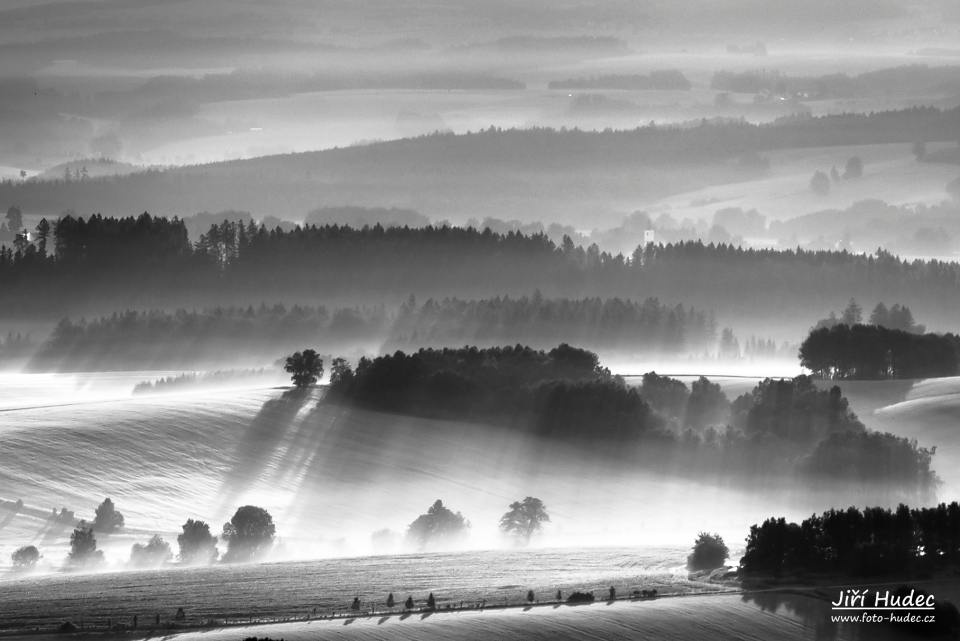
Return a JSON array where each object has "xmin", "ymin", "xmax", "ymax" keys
[{"xmin": 3, "ymin": 107, "xmax": 957, "ymax": 226}]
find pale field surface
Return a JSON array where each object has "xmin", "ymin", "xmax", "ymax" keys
[
  {"xmin": 643, "ymin": 142, "xmax": 960, "ymax": 227},
  {"xmin": 0, "ymin": 371, "xmax": 952, "ymax": 571},
  {"xmin": 0, "ymin": 373, "xmax": 764, "ymax": 570},
  {"xmin": 0, "ymin": 373, "xmax": 956, "ymax": 638}
]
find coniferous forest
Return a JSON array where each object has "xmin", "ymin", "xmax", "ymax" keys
[{"xmin": 6, "ymin": 215, "xmax": 960, "ymax": 341}]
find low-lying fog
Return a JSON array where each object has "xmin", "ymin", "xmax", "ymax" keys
[{"xmin": 0, "ymin": 368, "xmax": 952, "ymax": 578}]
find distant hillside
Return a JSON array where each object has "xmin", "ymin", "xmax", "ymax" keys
[{"xmin": 2, "ymin": 107, "xmax": 957, "ymax": 225}]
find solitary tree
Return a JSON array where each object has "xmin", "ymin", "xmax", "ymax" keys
[
  {"xmin": 129, "ymin": 535, "xmax": 172, "ymax": 568},
  {"xmin": 284, "ymin": 349, "xmax": 324, "ymax": 388},
  {"xmin": 869, "ymin": 302, "xmax": 889, "ymax": 327},
  {"xmin": 35, "ymin": 218, "xmax": 50, "ymax": 256},
  {"xmin": 499, "ymin": 497, "xmax": 550, "ymax": 543},
  {"xmin": 11, "ymin": 545, "xmax": 40, "ymax": 569},
  {"xmin": 407, "ymin": 500, "xmax": 469, "ymax": 548},
  {"xmin": 843, "ymin": 155, "xmax": 864, "ymax": 179},
  {"xmin": 177, "ymin": 518, "xmax": 218, "ymax": 564},
  {"xmin": 840, "ymin": 298, "xmax": 862, "ymax": 326},
  {"xmin": 93, "ymin": 498, "xmax": 124, "ymax": 533},
  {"xmin": 686, "ymin": 532, "xmax": 729, "ymax": 570},
  {"xmin": 386, "ymin": 593, "xmax": 395, "ymax": 610},
  {"xmin": 404, "ymin": 596, "xmax": 414, "ymax": 610},
  {"xmin": 329, "ymin": 357, "xmax": 353, "ymax": 387},
  {"xmin": 810, "ymin": 170, "xmax": 830, "ymax": 195},
  {"xmin": 222, "ymin": 505, "xmax": 275, "ymax": 562},
  {"xmin": 526, "ymin": 590, "xmax": 535, "ymax": 603},
  {"xmin": 427, "ymin": 593, "xmax": 436, "ymax": 610},
  {"xmin": 68, "ymin": 524, "xmax": 105, "ymax": 568}
]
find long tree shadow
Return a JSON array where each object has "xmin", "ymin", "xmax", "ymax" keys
[
  {"xmin": 0, "ymin": 505, "xmax": 18, "ymax": 532},
  {"xmin": 37, "ymin": 519, "xmax": 71, "ymax": 546},
  {"xmin": 215, "ymin": 388, "xmax": 313, "ymax": 516}
]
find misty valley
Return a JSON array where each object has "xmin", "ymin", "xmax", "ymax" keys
[{"xmin": 3, "ymin": 1, "xmax": 960, "ymax": 640}]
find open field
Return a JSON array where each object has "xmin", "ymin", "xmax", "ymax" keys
[
  {"xmin": 649, "ymin": 142, "xmax": 960, "ymax": 229},
  {"xmin": 3, "ymin": 371, "xmax": 959, "ymax": 574}
]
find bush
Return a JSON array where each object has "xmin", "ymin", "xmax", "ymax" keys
[
  {"xmin": 93, "ymin": 498, "xmax": 124, "ymax": 533},
  {"xmin": 221, "ymin": 506, "xmax": 275, "ymax": 563},
  {"xmin": 129, "ymin": 535, "xmax": 172, "ymax": 568},
  {"xmin": 11, "ymin": 545, "xmax": 40, "ymax": 569},
  {"xmin": 687, "ymin": 532, "xmax": 729, "ymax": 570}
]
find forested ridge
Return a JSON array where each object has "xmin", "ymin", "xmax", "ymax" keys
[
  {"xmin": 6, "ymin": 215, "xmax": 960, "ymax": 335},
  {"xmin": 0, "ymin": 106, "xmax": 957, "ymax": 220}
]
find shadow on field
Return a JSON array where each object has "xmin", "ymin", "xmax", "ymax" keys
[
  {"xmin": 215, "ymin": 389, "xmax": 313, "ymax": 515},
  {"xmin": 37, "ymin": 520, "xmax": 70, "ymax": 546},
  {"xmin": 0, "ymin": 506, "xmax": 17, "ymax": 532}
]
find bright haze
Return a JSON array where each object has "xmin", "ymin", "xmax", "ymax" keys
[{"xmin": 2, "ymin": 2, "xmax": 960, "ymax": 639}]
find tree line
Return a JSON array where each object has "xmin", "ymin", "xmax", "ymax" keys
[
  {"xmin": 26, "ymin": 293, "xmax": 715, "ymax": 370},
  {"xmin": 385, "ymin": 294, "xmax": 715, "ymax": 355},
  {"xmin": 8, "ymin": 215, "xmax": 960, "ymax": 335},
  {"xmin": 741, "ymin": 502, "xmax": 960, "ymax": 577},
  {"xmin": 12, "ymin": 495, "xmax": 552, "ymax": 573},
  {"xmin": 11, "ymin": 498, "xmax": 276, "ymax": 572}
]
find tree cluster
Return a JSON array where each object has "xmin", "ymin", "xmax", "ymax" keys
[
  {"xmin": 687, "ymin": 533, "xmax": 729, "ymax": 571},
  {"xmin": 324, "ymin": 346, "xmax": 937, "ymax": 494},
  {"xmin": 813, "ymin": 298, "xmax": 924, "ymax": 334},
  {"xmin": 406, "ymin": 500, "xmax": 469, "ymax": 549},
  {"xmin": 57, "ymin": 503, "xmax": 272, "ymax": 570},
  {"xmin": 326, "ymin": 344, "xmax": 662, "ymax": 439},
  {"xmin": 741, "ymin": 502, "xmax": 960, "ymax": 577},
  {"xmin": 800, "ymin": 324, "xmax": 959, "ymax": 379}
]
